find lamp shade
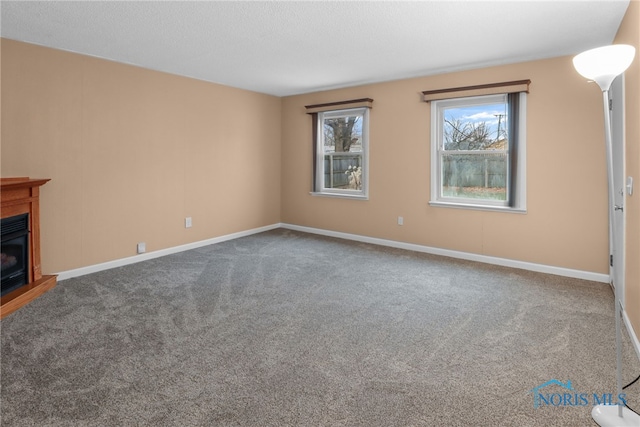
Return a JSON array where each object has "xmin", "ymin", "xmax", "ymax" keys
[{"xmin": 573, "ymin": 44, "xmax": 635, "ymax": 91}]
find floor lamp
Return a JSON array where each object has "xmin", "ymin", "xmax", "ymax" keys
[{"xmin": 573, "ymin": 44, "xmax": 638, "ymax": 427}]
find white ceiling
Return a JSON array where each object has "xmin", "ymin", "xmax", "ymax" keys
[{"xmin": 0, "ymin": 1, "xmax": 631, "ymax": 97}]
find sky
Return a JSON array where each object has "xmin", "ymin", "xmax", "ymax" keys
[{"xmin": 444, "ymin": 102, "xmax": 508, "ymax": 144}]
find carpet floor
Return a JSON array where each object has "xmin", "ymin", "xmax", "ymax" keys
[{"xmin": 2, "ymin": 229, "xmax": 639, "ymax": 426}]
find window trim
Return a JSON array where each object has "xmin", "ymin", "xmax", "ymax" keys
[
  {"xmin": 429, "ymin": 92, "xmax": 527, "ymax": 213},
  {"xmin": 422, "ymin": 79, "xmax": 530, "ymax": 102},
  {"xmin": 310, "ymin": 106, "xmax": 370, "ymax": 199}
]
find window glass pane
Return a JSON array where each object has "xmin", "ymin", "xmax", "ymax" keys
[
  {"xmin": 441, "ymin": 152, "xmax": 507, "ymax": 200},
  {"xmin": 441, "ymin": 100, "xmax": 508, "ymax": 201},
  {"xmin": 442, "ymin": 102, "xmax": 508, "ymax": 150},
  {"xmin": 323, "ymin": 154, "xmax": 363, "ymax": 190},
  {"xmin": 322, "ymin": 113, "xmax": 363, "ymax": 190}
]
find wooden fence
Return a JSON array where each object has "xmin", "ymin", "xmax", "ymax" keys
[
  {"xmin": 324, "ymin": 152, "xmax": 362, "ymax": 189},
  {"xmin": 442, "ymin": 152, "xmax": 507, "ymax": 188}
]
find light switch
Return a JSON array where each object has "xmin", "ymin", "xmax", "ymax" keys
[{"xmin": 627, "ymin": 176, "xmax": 634, "ymax": 196}]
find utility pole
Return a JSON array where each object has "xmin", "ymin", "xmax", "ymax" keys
[{"xmin": 494, "ymin": 114, "xmax": 505, "ymax": 143}]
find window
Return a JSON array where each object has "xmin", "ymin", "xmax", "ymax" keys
[
  {"xmin": 316, "ymin": 107, "xmax": 368, "ymax": 197},
  {"xmin": 430, "ymin": 92, "xmax": 526, "ymax": 211},
  {"xmin": 305, "ymin": 99, "xmax": 372, "ymax": 199}
]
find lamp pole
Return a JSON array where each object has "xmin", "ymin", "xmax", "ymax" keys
[{"xmin": 573, "ymin": 43, "xmax": 638, "ymax": 427}]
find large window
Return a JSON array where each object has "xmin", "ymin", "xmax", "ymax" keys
[
  {"xmin": 430, "ymin": 92, "xmax": 526, "ymax": 211},
  {"xmin": 311, "ymin": 106, "xmax": 369, "ymax": 198}
]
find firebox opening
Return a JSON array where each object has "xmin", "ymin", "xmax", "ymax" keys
[{"xmin": 1, "ymin": 213, "xmax": 30, "ymax": 296}]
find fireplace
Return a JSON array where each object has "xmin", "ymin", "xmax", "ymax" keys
[
  {"xmin": 1, "ymin": 177, "xmax": 56, "ymax": 318},
  {"xmin": 1, "ymin": 214, "xmax": 30, "ymax": 296}
]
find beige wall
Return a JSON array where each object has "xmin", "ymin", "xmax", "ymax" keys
[
  {"xmin": 281, "ymin": 57, "xmax": 610, "ymax": 274},
  {"xmin": 615, "ymin": 1, "xmax": 640, "ymax": 338},
  {"xmin": 1, "ymin": 39, "xmax": 282, "ymax": 273},
  {"xmin": 1, "ymin": 25, "xmax": 631, "ymax": 308}
]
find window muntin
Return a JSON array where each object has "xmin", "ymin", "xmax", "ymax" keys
[
  {"xmin": 431, "ymin": 93, "xmax": 526, "ymax": 211},
  {"xmin": 315, "ymin": 107, "xmax": 369, "ymax": 197}
]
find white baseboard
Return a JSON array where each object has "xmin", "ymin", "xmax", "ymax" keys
[
  {"xmin": 56, "ymin": 221, "xmax": 610, "ymax": 284},
  {"xmin": 280, "ymin": 223, "xmax": 610, "ymax": 284},
  {"xmin": 55, "ymin": 223, "xmax": 281, "ymax": 281},
  {"xmin": 623, "ymin": 309, "xmax": 640, "ymax": 363}
]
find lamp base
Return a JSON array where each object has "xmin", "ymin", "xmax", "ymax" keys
[{"xmin": 592, "ymin": 405, "xmax": 640, "ymax": 426}]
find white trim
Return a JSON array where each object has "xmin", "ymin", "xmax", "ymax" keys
[
  {"xmin": 428, "ymin": 200, "xmax": 526, "ymax": 213},
  {"xmin": 623, "ymin": 309, "xmax": 640, "ymax": 363},
  {"xmin": 611, "ymin": 75, "xmax": 626, "ymax": 308},
  {"xmin": 55, "ymin": 223, "xmax": 281, "ymax": 281},
  {"xmin": 55, "ymin": 221, "xmax": 610, "ymax": 292},
  {"xmin": 430, "ymin": 93, "xmax": 527, "ymax": 213},
  {"xmin": 309, "ymin": 192, "xmax": 369, "ymax": 201},
  {"xmin": 316, "ymin": 107, "xmax": 369, "ymax": 198},
  {"xmin": 280, "ymin": 223, "xmax": 609, "ymax": 283}
]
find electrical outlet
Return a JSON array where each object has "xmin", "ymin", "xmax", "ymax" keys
[
  {"xmin": 185, "ymin": 217, "xmax": 192, "ymax": 228},
  {"xmin": 397, "ymin": 216, "xmax": 404, "ymax": 226},
  {"xmin": 137, "ymin": 242, "xmax": 146, "ymax": 254}
]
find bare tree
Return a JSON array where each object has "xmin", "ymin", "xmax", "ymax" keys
[
  {"xmin": 324, "ymin": 116, "xmax": 360, "ymax": 152},
  {"xmin": 444, "ymin": 117, "xmax": 492, "ymax": 150}
]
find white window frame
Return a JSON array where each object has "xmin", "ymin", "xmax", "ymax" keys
[
  {"xmin": 312, "ymin": 107, "xmax": 369, "ymax": 199},
  {"xmin": 430, "ymin": 93, "xmax": 527, "ymax": 212}
]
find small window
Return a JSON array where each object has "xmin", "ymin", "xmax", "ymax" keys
[
  {"xmin": 430, "ymin": 93, "xmax": 526, "ymax": 211},
  {"xmin": 314, "ymin": 107, "xmax": 369, "ymax": 198}
]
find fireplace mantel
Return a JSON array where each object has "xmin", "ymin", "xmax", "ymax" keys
[{"xmin": 1, "ymin": 177, "xmax": 57, "ymax": 319}]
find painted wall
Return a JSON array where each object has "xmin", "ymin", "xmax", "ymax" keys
[
  {"xmin": 615, "ymin": 0, "xmax": 640, "ymax": 340},
  {"xmin": 281, "ymin": 57, "xmax": 610, "ymax": 274},
  {"xmin": 1, "ymin": 39, "xmax": 282, "ymax": 273},
  {"xmin": 0, "ymin": 32, "xmax": 626, "ymax": 290}
]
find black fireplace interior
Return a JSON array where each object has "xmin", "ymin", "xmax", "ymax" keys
[{"xmin": 1, "ymin": 213, "xmax": 29, "ymax": 296}]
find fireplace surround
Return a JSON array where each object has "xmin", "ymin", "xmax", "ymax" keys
[{"xmin": 0, "ymin": 177, "xmax": 56, "ymax": 318}]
